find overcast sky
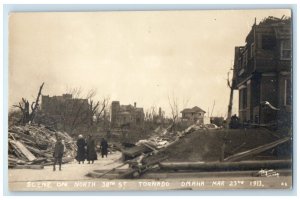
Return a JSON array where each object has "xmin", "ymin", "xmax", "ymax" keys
[{"xmin": 9, "ymin": 9, "xmax": 291, "ymax": 117}]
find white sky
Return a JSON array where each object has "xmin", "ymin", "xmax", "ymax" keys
[{"xmin": 9, "ymin": 9, "xmax": 291, "ymax": 117}]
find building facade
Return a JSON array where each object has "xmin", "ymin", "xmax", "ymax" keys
[
  {"xmin": 232, "ymin": 16, "xmax": 292, "ymax": 126},
  {"xmin": 41, "ymin": 94, "xmax": 92, "ymax": 131},
  {"xmin": 181, "ymin": 106, "xmax": 206, "ymax": 124},
  {"xmin": 111, "ymin": 101, "xmax": 144, "ymax": 128}
]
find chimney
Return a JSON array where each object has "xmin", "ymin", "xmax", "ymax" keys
[
  {"xmin": 159, "ymin": 107, "xmax": 162, "ymax": 117},
  {"xmin": 134, "ymin": 102, "xmax": 136, "ymax": 108}
]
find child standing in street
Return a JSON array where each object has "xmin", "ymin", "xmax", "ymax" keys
[{"xmin": 53, "ymin": 137, "xmax": 64, "ymax": 171}]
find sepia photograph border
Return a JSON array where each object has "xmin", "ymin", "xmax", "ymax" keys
[{"xmin": 2, "ymin": 3, "xmax": 298, "ymax": 196}]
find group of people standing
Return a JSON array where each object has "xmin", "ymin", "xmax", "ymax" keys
[
  {"xmin": 52, "ymin": 134, "xmax": 109, "ymax": 172},
  {"xmin": 76, "ymin": 134, "xmax": 109, "ymax": 164}
]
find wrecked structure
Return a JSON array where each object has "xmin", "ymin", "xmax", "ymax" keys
[
  {"xmin": 232, "ymin": 16, "xmax": 292, "ymax": 126},
  {"xmin": 111, "ymin": 101, "xmax": 145, "ymax": 128},
  {"xmin": 181, "ymin": 106, "xmax": 206, "ymax": 124},
  {"xmin": 86, "ymin": 123, "xmax": 291, "ymax": 179},
  {"xmin": 8, "ymin": 124, "xmax": 76, "ymax": 169}
]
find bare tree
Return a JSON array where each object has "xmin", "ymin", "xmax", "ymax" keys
[
  {"xmin": 13, "ymin": 83, "xmax": 44, "ymax": 124},
  {"xmin": 94, "ymin": 96, "xmax": 110, "ymax": 128},
  {"xmin": 168, "ymin": 94, "xmax": 179, "ymax": 131},
  {"xmin": 145, "ymin": 105, "xmax": 158, "ymax": 122},
  {"xmin": 67, "ymin": 89, "xmax": 100, "ymax": 133}
]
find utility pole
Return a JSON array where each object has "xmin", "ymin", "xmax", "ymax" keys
[
  {"xmin": 226, "ymin": 71, "xmax": 234, "ymax": 128},
  {"xmin": 211, "ymin": 100, "xmax": 215, "ymax": 117}
]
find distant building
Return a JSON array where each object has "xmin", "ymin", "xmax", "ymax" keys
[
  {"xmin": 111, "ymin": 101, "xmax": 144, "ymax": 128},
  {"xmin": 41, "ymin": 94, "xmax": 92, "ymax": 131},
  {"xmin": 181, "ymin": 106, "xmax": 206, "ymax": 124},
  {"xmin": 232, "ymin": 16, "xmax": 292, "ymax": 125},
  {"xmin": 42, "ymin": 94, "xmax": 90, "ymax": 115}
]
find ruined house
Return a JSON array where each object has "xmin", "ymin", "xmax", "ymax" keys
[
  {"xmin": 181, "ymin": 106, "xmax": 206, "ymax": 124},
  {"xmin": 232, "ymin": 16, "xmax": 292, "ymax": 126},
  {"xmin": 111, "ymin": 101, "xmax": 145, "ymax": 128}
]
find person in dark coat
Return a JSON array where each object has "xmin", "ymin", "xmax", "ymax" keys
[
  {"xmin": 86, "ymin": 135, "xmax": 97, "ymax": 164},
  {"xmin": 53, "ymin": 137, "xmax": 64, "ymax": 171},
  {"xmin": 100, "ymin": 138, "xmax": 108, "ymax": 158},
  {"xmin": 76, "ymin": 134, "xmax": 86, "ymax": 164}
]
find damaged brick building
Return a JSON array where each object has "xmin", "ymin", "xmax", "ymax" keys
[
  {"xmin": 111, "ymin": 101, "xmax": 145, "ymax": 128},
  {"xmin": 232, "ymin": 16, "xmax": 292, "ymax": 126},
  {"xmin": 40, "ymin": 94, "xmax": 92, "ymax": 132}
]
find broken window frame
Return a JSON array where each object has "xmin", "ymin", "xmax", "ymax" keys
[{"xmin": 261, "ymin": 34, "xmax": 277, "ymax": 50}]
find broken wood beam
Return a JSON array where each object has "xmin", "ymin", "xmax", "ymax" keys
[
  {"xmin": 10, "ymin": 140, "xmax": 36, "ymax": 161},
  {"xmin": 13, "ymin": 165, "xmax": 44, "ymax": 169},
  {"xmin": 119, "ymin": 156, "xmax": 168, "ymax": 179},
  {"xmin": 86, "ymin": 172, "xmax": 118, "ymax": 179},
  {"xmin": 89, "ymin": 161, "xmax": 130, "ymax": 179},
  {"xmin": 159, "ymin": 160, "xmax": 292, "ymax": 171},
  {"xmin": 224, "ymin": 137, "xmax": 291, "ymax": 162}
]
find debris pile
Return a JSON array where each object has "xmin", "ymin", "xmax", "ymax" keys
[
  {"xmin": 86, "ymin": 125, "xmax": 291, "ymax": 179},
  {"xmin": 136, "ymin": 124, "xmax": 204, "ymax": 150},
  {"xmin": 8, "ymin": 124, "xmax": 76, "ymax": 168}
]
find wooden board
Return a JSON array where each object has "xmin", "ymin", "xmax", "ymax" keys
[
  {"xmin": 159, "ymin": 160, "xmax": 292, "ymax": 171},
  {"xmin": 10, "ymin": 140, "xmax": 36, "ymax": 161},
  {"xmin": 224, "ymin": 137, "xmax": 291, "ymax": 162},
  {"xmin": 13, "ymin": 165, "xmax": 44, "ymax": 169}
]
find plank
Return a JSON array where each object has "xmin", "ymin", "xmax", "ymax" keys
[
  {"xmin": 10, "ymin": 140, "xmax": 36, "ymax": 161},
  {"xmin": 159, "ymin": 160, "xmax": 292, "ymax": 171},
  {"xmin": 224, "ymin": 137, "xmax": 291, "ymax": 162},
  {"xmin": 13, "ymin": 165, "xmax": 44, "ymax": 169}
]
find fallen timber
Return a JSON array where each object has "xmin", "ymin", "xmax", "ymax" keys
[
  {"xmin": 86, "ymin": 161, "xmax": 130, "ymax": 179},
  {"xmin": 8, "ymin": 124, "xmax": 76, "ymax": 168},
  {"xmin": 87, "ymin": 126, "xmax": 291, "ymax": 179},
  {"xmin": 159, "ymin": 159, "xmax": 292, "ymax": 171},
  {"xmin": 13, "ymin": 165, "xmax": 44, "ymax": 169},
  {"xmin": 224, "ymin": 136, "xmax": 291, "ymax": 162},
  {"xmin": 9, "ymin": 140, "xmax": 36, "ymax": 161},
  {"xmin": 118, "ymin": 156, "xmax": 168, "ymax": 179}
]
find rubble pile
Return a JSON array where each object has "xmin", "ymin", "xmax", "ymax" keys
[
  {"xmin": 8, "ymin": 124, "xmax": 76, "ymax": 168},
  {"xmin": 135, "ymin": 124, "xmax": 204, "ymax": 150},
  {"xmin": 87, "ymin": 124, "xmax": 221, "ymax": 179},
  {"xmin": 87, "ymin": 125, "xmax": 291, "ymax": 179}
]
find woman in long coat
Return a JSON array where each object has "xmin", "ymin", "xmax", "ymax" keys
[
  {"xmin": 86, "ymin": 135, "xmax": 97, "ymax": 164},
  {"xmin": 100, "ymin": 138, "xmax": 108, "ymax": 158},
  {"xmin": 76, "ymin": 134, "xmax": 86, "ymax": 164}
]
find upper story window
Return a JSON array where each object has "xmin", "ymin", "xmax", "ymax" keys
[
  {"xmin": 281, "ymin": 40, "xmax": 292, "ymax": 60},
  {"xmin": 261, "ymin": 35, "xmax": 276, "ymax": 50}
]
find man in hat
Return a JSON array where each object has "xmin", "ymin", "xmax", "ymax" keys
[{"xmin": 53, "ymin": 137, "xmax": 64, "ymax": 171}]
